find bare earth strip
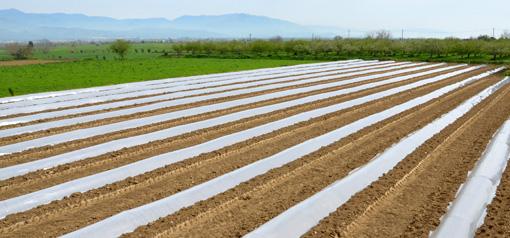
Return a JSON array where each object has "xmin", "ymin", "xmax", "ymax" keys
[
  {"xmin": 0, "ymin": 62, "xmax": 388, "ymax": 120},
  {"xmin": 304, "ymin": 76, "xmax": 510, "ymax": 238},
  {"xmin": 0, "ymin": 64, "xmax": 433, "ymax": 147},
  {"xmin": 0, "ymin": 65, "xmax": 462, "ymax": 169},
  {"xmin": 118, "ymin": 73, "xmax": 503, "ymax": 237},
  {"xmin": 477, "ymin": 163, "xmax": 510, "ymax": 236},
  {"xmin": 0, "ymin": 67, "xmax": 484, "ymax": 237},
  {"xmin": 0, "ymin": 66, "xmax": 481, "ymax": 200},
  {"xmin": 0, "ymin": 60, "xmax": 63, "ymax": 67}
]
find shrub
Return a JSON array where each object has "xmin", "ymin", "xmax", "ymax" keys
[{"xmin": 110, "ymin": 39, "xmax": 131, "ymax": 60}]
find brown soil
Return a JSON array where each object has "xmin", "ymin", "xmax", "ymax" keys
[
  {"xmin": 120, "ymin": 74, "xmax": 506, "ymax": 238},
  {"xmin": 304, "ymin": 77, "xmax": 510, "ymax": 238},
  {"xmin": 0, "ymin": 65, "xmax": 460, "ymax": 168},
  {"xmin": 0, "ymin": 61, "xmax": 398, "ymax": 120},
  {"xmin": 0, "ymin": 59, "xmax": 63, "ymax": 67},
  {"xmin": 0, "ymin": 62, "xmax": 407, "ymax": 124},
  {"xmin": 0, "ymin": 66, "xmax": 484, "ymax": 237},
  {"xmin": 0, "ymin": 65, "xmax": 480, "ymax": 199},
  {"xmin": 477, "ymin": 165, "xmax": 510, "ymax": 237}
]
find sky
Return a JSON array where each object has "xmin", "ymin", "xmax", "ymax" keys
[{"xmin": 1, "ymin": 0, "xmax": 509, "ymax": 37}]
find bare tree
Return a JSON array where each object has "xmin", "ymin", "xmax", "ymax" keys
[
  {"xmin": 501, "ymin": 30, "xmax": 510, "ymax": 40},
  {"xmin": 269, "ymin": 36, "xmax": 283, "ymax": 42},
  {"xmin": 365, "ymin": 30, "xmax": 392, "ymax": 40},
  {"xmin": 375, "ymin": 30, "xmax": 392, "ymax": 40},
  {"xmin": 5, "ymin": 42, "xmax": 33, "ymax": 60},
  {"xmin": 37, "ymin": 39, "xmax": 55, "ymax": 54}
]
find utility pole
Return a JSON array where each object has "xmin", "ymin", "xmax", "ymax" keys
[
  {"xmin": 493, "ymin": 28, "xmax": 495, "ymax": 38},
  {"xmin": 401, "ymin": 29, "xmax": 404, "ymax": 40}
]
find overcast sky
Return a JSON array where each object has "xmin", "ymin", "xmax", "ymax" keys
[{"xmin": 1, "ymin": 0, "xmax": 508, "ymax": 37}]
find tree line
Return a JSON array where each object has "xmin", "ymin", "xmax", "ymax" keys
[
  {"xmin": 171, "ymin": 36, "xmax": 510, "ymax": 63},
  {"xmin": 2, "ymin": 32, "xmax": 510, "ymax": 64}
]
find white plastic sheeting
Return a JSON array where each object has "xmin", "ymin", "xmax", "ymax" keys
[
  {"xmin": 0, "ymin": 60, "xmax": 378, "ymax": 114},
  {"xmin": 0, "ymin": 60, "xmax": 372, "ymax": 112},
  {"xmin": 0, "ymin": 61, "xmax": 396, "ymax": 122},
  {"xmin": 0, "ymin": 60, "xmax": 360, "ymax": 105},
  {"xmin": 0, "ymin": 65, "xmax": 488, "ymax": 221},
  {"xmin": 0, "ymin": 65, "xmax": 485, "ymax": 179},
  {"xmin": 58, "ymin": 68, "xmax": 506, "ymax": 238},
  {"xmin": 432, "ymin": 112, "xmax": 510, "ymax": 238},
  {"xmin": 0, "ymin": 62, "xmax": 425, "ymax": 134},
  {"xmin": 245, "ymin": 75, "xmax": 510, "ymax": 238},
  {"xmin": 0, "ymin": 64, "xmax": 465, "ymax": 155},
  {"xmin": 0, "ymin": 61, "xmax": 383, "ymax": 113}
]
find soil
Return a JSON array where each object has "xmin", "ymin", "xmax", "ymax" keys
[
  {"xmin": 477, "ymin": 163, "xmax": 510, "ymax": 237},
  {"xmin": 0, "ymin": 59, "xmax": 63, "ymax": 67},
  {"xmin": 305, "ymin": 77, "xmax": 510, "ymax": 238},
  {"xmin": 0, "ymin": 65, "xmax": 458, "ymax": 168},
  {"xmin": 0, "ymin": 62, "xmax": 508, "ymax": 238}
]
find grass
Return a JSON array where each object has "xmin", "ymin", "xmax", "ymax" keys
[
  {"xmin": 0, "ymin": 57, "xmax": 318, "ymax": 98},
  {"xmin": 0, "ymin": 42, "xmax": 173, "ymax": 61}
]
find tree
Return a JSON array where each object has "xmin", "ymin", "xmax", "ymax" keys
[
  {"xmin": 5, "ymin": 42, "xmax": 33, "ymax": 60},
  {"xmin": 37, "ymin": 39, "xmax": 54, "ymax": 54},
  {"xmin": 375, "ymin": 30, "xmax": 392, "ymax": 40},
  {"xmin": 110, "ymin": 39, "xmax": 130, "ymax": 59},
  {"xmin": 477, "ymin": 35, "xmax": 495, "ymax": 41},
  {"xmin": 501, "ymin": 30, "xmax": 510, "ymax": 40},
  {"xmin": 367, "ymin": 30, "xmax": 392, "ymax": 40}
]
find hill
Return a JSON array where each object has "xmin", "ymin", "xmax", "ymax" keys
[{"xmin": 0, "ymin": 9, "xmax": 340, "ymax": 41}]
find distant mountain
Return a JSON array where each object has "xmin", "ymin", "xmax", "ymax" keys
[
  {"xmin": 171, "ymin": 14, "xmax": 315, "ymax": 37},
  {"xmin": 0, "ymin": 9, "xmax": 342, "ymax": 42}
]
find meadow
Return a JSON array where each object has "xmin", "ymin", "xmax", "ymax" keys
[
  {"xmin": 0, "ymin": 58, "xmax": 317, "ymax": 97},
  {"xmin": 0, "ymin": 42, "xmax": 172, "ymax": 61}
]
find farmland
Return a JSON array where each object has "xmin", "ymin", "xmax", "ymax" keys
[
  {"xmin": 0, "ymin": 58, "xmax": 317, "ymax": 97},
  {"xmin": 0, "ymin": 59, "xmax": 510, "ymax": 237}
]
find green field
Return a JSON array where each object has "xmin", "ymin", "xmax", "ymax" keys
[
  {"xmin": 0, "ymin": 58, "xmax": 317, "ymax": 98},
  {"xmin": 0, "ymin": 42, "xmax": 172, "ymax": 61}
]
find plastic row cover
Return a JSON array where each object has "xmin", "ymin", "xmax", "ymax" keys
[
  {"xmin": 0, "ymin": 65, "xmax": 483, "ymax": 179},
  {"xmin": 0, "ymin": 61, "xmax": 392, "ymax": 121},
  {"xmin": 432, "ymin": 108, "xmax": 510, "ymax": 238},
  {"xmin": 0, "ymin": 63, "xmax": 442, "ymax": 151},
  {"xmin": 0, "ymin": 66, "xmax": 491, "ymax": 222},
  {"xmin": 0, "ymin": 60, "xmax": 376, "ymax": 113},
  {"xmin": 0, "ymin": 62, "xmax": 415, "ymax": 130},
  {"xmin": 246, "ymin": 73, "xmax": 509, "ymax": 238},
  {"xmin": 0, "ymin": 60, "xmax": 361, "ymax": 105},
  {"xmin": 59, "ymin": 69, "xmax": 506, "ymax": 238},
  {"xmin": 0, "ymin": 62, "xmax": 421, "ymax": 133},
  {"xmin": 0, "ymin": 63, "xmax": 458, "ymax": 158}
]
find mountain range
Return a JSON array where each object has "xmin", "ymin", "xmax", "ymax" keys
[{"xmin": 0, "ymin": 9, "xmax": 346, "ymax": 42}]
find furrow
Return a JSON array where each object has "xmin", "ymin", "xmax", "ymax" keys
[
  {"xmin": 432, "ymin": 118, "xmax": 510, "ymax": 238},
  {"xmin": 56, "ymin": 67, "xmax": 495, "ymax": 238},
  {"xmin": 247, "ymin": 76, "xmax": 509, "ymax": 238},
  {"xmin": 0, "ymin": 60, "xmax": 360, "ymax": 107},
  {"xmin": 0, "ymin": 65, "xmax": 488, "ymax": 236},
  {"xmin": 0, "ymin": 61, "xmax": 425, "ymax": 139},
  {"xmin": 476, "ymin": 137, "xmax": 510, "ymax": 237},
  {"xmin": 0, "ymin": 61, "xmax": 392, "ymax": 124},
  {"xmin": 0, "ymin": 66, "xmax": 481, "ymax": 200},
  {"xmin": 0, "ymin": 64, "xmax": 462, "ymax": 166},
  {"xmin": 305, "ymin": 77, "xmax": 510, "ymax": 238},
  {"xmin": 0, "ymin": 60, "xmax": 384, "ymax": 118},
  {"xmin": 119, "ymin": 70, "xmax": 504, "ymax": 238}
]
